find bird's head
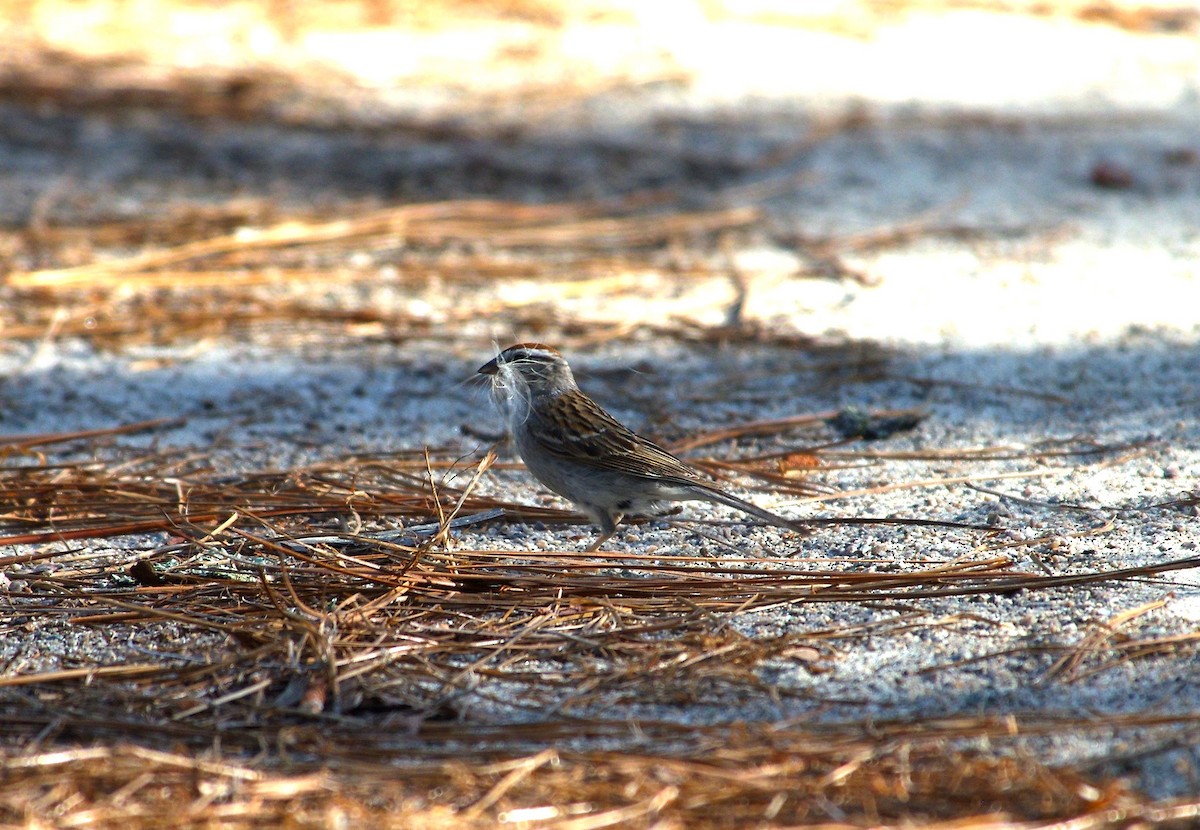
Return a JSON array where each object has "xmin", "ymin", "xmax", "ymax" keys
[{"xmin": 478, "ymin": 343, "xmax": 577, "ymax": 417}]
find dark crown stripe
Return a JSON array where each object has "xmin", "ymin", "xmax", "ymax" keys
[{"xmin": 500, "ymin": 343, "xmax": 562, "ymax": 362}]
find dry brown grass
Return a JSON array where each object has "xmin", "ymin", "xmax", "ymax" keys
[
  {"xmin": 1, "ymin": 414, "xmax": 1195, "ymax": 826},
  {"xmin": 5, "ymin": 726, "xmax": 1199, "ymax": 829},
  {"xmin": 0, "ymin": 190, "xmax": 872, "ymax": 351}
]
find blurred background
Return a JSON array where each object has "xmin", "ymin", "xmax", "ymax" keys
[{"xmin": 1, "ymin": 0, "xmax": 1197, "ymax": 353}]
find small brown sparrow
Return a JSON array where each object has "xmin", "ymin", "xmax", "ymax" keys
[{"xmin": 478, "ymin": 343, "xmax": 808, "ymax": 550}]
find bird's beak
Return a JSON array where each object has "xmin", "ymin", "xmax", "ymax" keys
[{"xmin": 478, "ymin": 357, "xmax": 500, "ymax": 376}]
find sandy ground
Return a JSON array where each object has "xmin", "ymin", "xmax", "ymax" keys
[{"xmin": 2, "ymin": 1, "xmax": 1200, "ymax": 814}]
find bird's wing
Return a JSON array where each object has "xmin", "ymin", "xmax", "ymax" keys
[{"xmin": 528, "ymin": 390, "xmax": 704, "ymax": 483}]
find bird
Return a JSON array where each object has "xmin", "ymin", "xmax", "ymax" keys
[{"xmin": 478, "ymin": 342, "xmax": 808, "ymax": 550}]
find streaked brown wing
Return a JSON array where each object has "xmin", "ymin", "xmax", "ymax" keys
[{"xmin": 528, "ymin": 390, "xmax": 703, "ymax": 483}]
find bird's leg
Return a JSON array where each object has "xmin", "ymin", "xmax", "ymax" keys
[
  {"xmin": 584, "ymin": 511, "xmax": 623, "ymax": 552},
  {"xmin": 584, "ymin": 531, "xmax": 614, "ymax": 552}
]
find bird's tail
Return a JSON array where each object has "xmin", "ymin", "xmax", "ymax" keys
[{"xmin": 693, "ymin": 484, "xmax": 811, "ymax": 535}]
